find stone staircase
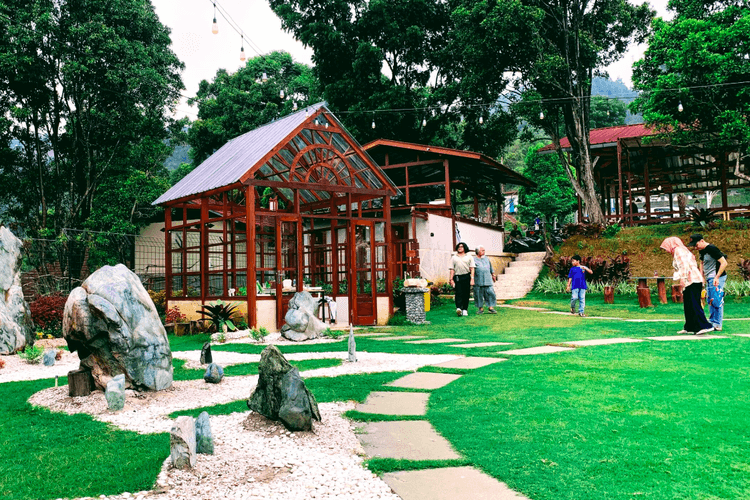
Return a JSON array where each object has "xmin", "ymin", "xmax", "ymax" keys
[{"xmin": 494, "ymin": 251, "xmax": 546, "ymax": 301}]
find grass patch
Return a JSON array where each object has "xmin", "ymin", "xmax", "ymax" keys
[
  {"xmin": 0, "ymin": 378, "xmax": 167, "ymax": 500},
  {"xmin": 364, "ymin": 458, "xmax": 471, "ymax": 475},
  {"xmin": 343, "ymin": 410, "xmax": 426, "ymax": 422}
]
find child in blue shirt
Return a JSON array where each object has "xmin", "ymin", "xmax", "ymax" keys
[{"xmin": 566, "ymin": 255, "xmax": 592, "ymax": 317}]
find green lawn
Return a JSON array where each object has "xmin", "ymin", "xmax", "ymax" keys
[{"xmin": 4, "ymin": 300, "xmax": 750, "ymax": 499}]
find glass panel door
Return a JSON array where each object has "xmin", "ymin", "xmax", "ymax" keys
[
  {"xmin": 352, "ymin": 220, "xmax": 376, "ymax": 325},
  {"xmin": 277, "ymin": 217, "xmax": 299, "ymax": 329}
]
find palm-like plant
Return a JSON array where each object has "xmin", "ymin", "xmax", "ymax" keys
[
  {"xmin": 198, "ymin": 300, "xmax": 239, "ymax": 332},
  {"xmin": 690, "ymin": 207, "xmax": 719, "ymax": 229}
]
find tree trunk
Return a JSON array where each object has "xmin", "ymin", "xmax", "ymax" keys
[{"xmin": 68, "ymin": 368, "xmax": 94, "ymax": 397}]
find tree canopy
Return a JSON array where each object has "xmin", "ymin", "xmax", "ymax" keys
[
  {"xmin": 631, "ymin": 0, "xmax": 750, "ymax": 180},
  {"xmin": 518, "ymin": 148, "xmax": 578, "ymax": 226},
  {"xmin": 187, "ymin": 51, "xmax": 322, "ymax": 165}
]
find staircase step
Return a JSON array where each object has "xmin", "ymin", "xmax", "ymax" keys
[
  {"xmin": 514, "ymin": 252, "xmax": 546, "ymax": 261},
  {"xmin": 508, "ymin": 261, "xmax": 544, "ymax": 268}
]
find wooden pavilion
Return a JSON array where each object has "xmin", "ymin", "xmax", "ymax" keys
[
  {"xmin": 154, "ymin": 103, "xmax": 399, "ymax": 329},
  {"xmin": 539, "ymin": 124, "xmax": 750, "ymax": 225}
]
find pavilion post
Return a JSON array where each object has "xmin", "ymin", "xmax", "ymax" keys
[
  {"xmin": 444, "ymin": 159, "xmax": 450, "ymax": 205},
  {"xmin": 246, "ymin": 185, "xmax": 257, "ymax": 328},
  {"xmin": 617, "ymin": 139, "xmax": 624, "ymax": 225},
  {"xmin": 384, "ymin": 195, "xmax": 393, "ymax": 316},
  {"xmin": 200, "ymin": 197, "xmax": 209, "ymax": 305},
  {"xmin": 222, "ymin": 193, "xmax": 228, "ymax": 297},
  {"xmin": 643, "ymin": 154, "xmax": 651, "ymax": 222},
  {"xmin": 165, "ymin": 206, "xmax": 172, "ymax": 301}
]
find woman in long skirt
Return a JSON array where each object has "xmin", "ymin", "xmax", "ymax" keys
[
  {"xmin": 449, "ymin": 242, "xmax": 475, "ymax": 317},
  {"xmin": 473, "ymin": 245, "xmax": 497, "ymax": 314},
  {"xmin": 660, "ymin": 237, "xmax": 714, "ymax": 335}
]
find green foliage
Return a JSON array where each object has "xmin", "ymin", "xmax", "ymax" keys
[
  {"xmin": 198, "ymin": 300, "xmax": 240, "ymax": 332},
  {"xmin": 323, "ymin": 327, "xmax": 341, "ymax": 339},
  {"xmin": 589, "ymin": 95, "xmax": 628, "ymax": 129},
  {"xmin": 18, "ymin": 344, "xmax": 44, "ymax": 364},
  {"xmin": 690, "ymin": 208, "xmax": 720, "ymax": 229},
  {"xmin": 248, "ymin": 326, "xmax": 268, "ymax": 342},
  {"xmin": 602, "ymin": 223, "xmax": 622, "ymax": 239},
  {"xmin": 187, "ymin": 51, "xmax": 322, "ymax": 165},
  {"xmin": 725, "ymin": 279, "xmax": 750, "ymax": 297},
  {"xmin": 518, "ymin": 149, "xmax": 577, "ymax": 226},
  {"xmin": 533, "ymin": 276, "xmax": 568, "ymax": 294},
  {"xmin": 632, "ymin": 2, "xmax": 750, "ymax": 157}
]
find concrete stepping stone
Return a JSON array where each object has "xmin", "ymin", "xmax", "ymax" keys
[
  {"xmin": 406, "ymin": 338, "xmax": 467, "ymax": 344},
  {"xmin": 383, "ymin": 466, "xmax": 530, "ymax": 500},
  {"xmin": 646, "ymin": 335, "xmax": 728, "ymax": 341},
  {"xmin": 356, "ymin": 391, "xmax": 429, "ymax": 416},
  {"xmin": 449, "ymin": 342, "xmax": 513, "ymax": 348},
  {"xmin": 561, "ymin": 338, "xmax": 645, "ymax": 347},
  {"xmin": 430, "ymin": 357, "xmax": 506, "ymax": 369},
  {"xmin": 501, "ymin": 345, "xmax": 575, "ymax": 355},
  {"xmin": 733, "ymin": 334, "xmax": 750, "ymax": 337},
  {"xmin": 387, "ymin": 372, "xmax": 462, "ymax": 390},
  {"xmin": 358, "ymin": 421, "xmax": 461, "ymax": 460},
  {"xmin": 372, "ymin": 335, "xmax": 427, "ymax": 341}
]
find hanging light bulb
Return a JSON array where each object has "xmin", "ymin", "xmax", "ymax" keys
[
  {"xmin": 421, "ymin": 118, "xmax": 427, "ymax": 127},
  {"xmin": 371, "ymin": 117, "xmax": 376, "ymax": 129},
  {"xmin": 279, "ymin": 89, "xmax": 285, "ymax": 99},
  {"xmin": 325, "ymin": 122, "xmax": 329, "ymax": 129},
  {"xmin": 479, "ymin": 115, "xmax": 484, "ymax": 125},
  {"xmin": 314, "ymin": 118, "xmax": 319, "ymax": 126},
  {"xmin": 678, "ymin": 101, "xmax": 683, "ymax": 112},
  {"xmin": 539, "ymin": 110, "xmax": 545, "ymax": 120},
  {"xmin": 305, "ymin": 109, "xmax": 309, "ymax": 117},
  {"xmin": 211, "ymin": 3, "xmax": 218, "ymax": 34},
  {"xmin": 607, "ymin": 109, "xmax": 610, "ymax": 117},
  {"xmin": 293, "ymin": 101, "xmax": 298, "ymax": 111},
  {"xmin": 239, "ymin": 36, "xmax": 246, "ymax": 62},
  {"xmin": 262, "ymin": 72, "xmax": 268, "ymax": 82}
]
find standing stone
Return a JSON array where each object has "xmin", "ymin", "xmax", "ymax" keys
[
  {"xmin": 203, "ymin": 363, "xmax": 223, "ymax": 384},
  {"xmin": 347, "ymin": 324, "xmax": 357, "ymax": 362},
  {"xmin": 195, "ymin": 411, "xmax": 214, "ymax": 454},
  {"xmin": 0, "ymin": 226, "xmax": 34, "ymax": 355},
  {"xmin": 280, "ymin": 291, "xmax": 328, "ymax": 341},
  {"xmin": 200, "ymin": 342, "xmax": 212, "ymax": 365},
  {"xmin": 105, "ymin": 374, "xmax": 126, "ymax": 411},
  {"xmin": 170, "ymin": 416, "xmax": 196, "ymax": 469},
  {"xmin": 43, "ymin": 349, "xmax": 57, "ymax": 366},
  {"xmin": 63, "ymin": 264, "xmax": 173, "ymax": 391},
  {"xmin": 247, "ymin": 345, "xmax": 321, "ymax": 431}
]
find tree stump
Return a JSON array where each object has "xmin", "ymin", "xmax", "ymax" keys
[
  {"xmin": 671, "ymin": 284, "xmax": 684, "ymax": 304},
  {"xmin": 637, "ymin": 287, "xmax": 652, "ymax": 308},
  {"xmin": 68, "ymin": 368, "xmax": 94, "ymax": 397},
  {"xmin": 657, "ymin": 279, "xmax": 668, "ymax": 304},
  {"xmin": 604, "ymin": 286, "xmax": 614, "ymax": 304}
]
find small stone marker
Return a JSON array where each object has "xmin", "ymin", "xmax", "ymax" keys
[
  {"xmin": 170, "ymin": 416, "xmax": 196, "ymax": 469},
  {"xmin": 195, "ymin": 411, "xmax": 214, "ymax": 455},
  {"xmin": 203, "ymin": 363, "xmax": 224, "ymax": 384},
  {"xmin": 200, "ymin": 342, "xmax": 212, "ymax": 365},
  {"xmin": 347, "ymin": 324, "xmax": 357, "ymax": 362},
  {"xmin": 105, "ymin": 374, "xmax": 126, "ymax": 411},
  {"xmin": 42, "ymin": 349, "xmax": 56, "ymax": 366}
]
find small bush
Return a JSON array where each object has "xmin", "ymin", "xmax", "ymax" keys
[
  {"xmin": 563, "ymin": 223, "xmax": 605, "ymax": 238},
  {"xmin": 602, "ymin": 223, "xmax": 622, "ymax": 239},
  {"xmin": 323, "ymin": 327, "xmax": 341, "ymax": 339},
  {"xmin": 199, "ymin": 300, "xmax": 240, "ymax": 332},
  {"xmin": 19, "ymin": 345, "xmax": 45, "ymax": 364},
  {"xmin": 738, "ymin": 259, "xmax": 750, "ymax": 281},
  {"xmin": 387, "ymin": 313, "xmax": 410, "ymax": 326},
  {"xmin": 248, "ymin": 326, "xmax": 268, "ymax": 342},
  {"xmin": 28, "ymin": 293, "xmax": 67, "ymax": 338},
  {"xmin": 690, "ymin": 208, "xmax": 720, "ymax": 229},
  {"xmin": 165, "ymin": 307, "xmax": 186, "ymax": 324},
  {"xmin": 533, "ymin": 276, "xmax": 567, "ymax": 294}
]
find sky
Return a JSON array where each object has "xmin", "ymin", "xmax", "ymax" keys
[{"xmin": 151, "ymin": 0, "xmax": 670, "ymax": 120}]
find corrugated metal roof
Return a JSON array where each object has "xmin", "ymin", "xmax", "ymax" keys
[
  {"xmin": 538, "ymin": 123, "xmax": 657, "ymax": 152},
  {"xmin": 153, "ymin": 102, "xmax": 327, "ymax": 205}
]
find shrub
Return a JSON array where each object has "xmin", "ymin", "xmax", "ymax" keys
[
  {"xmin": 547, "ymin": 255, "xmax": 631, "ymax": 285},
  {"xmin": 533, "ymin": 276, "xmax": 567, "ymax": 294},
  {"xmin": 387, "ymin": 313, "xmax": 410, "ymax": 326},
  {"xmin": 725, "ymin": 280, "xmax": 750, "ymax": 297},
  {"xmin": 323, "ymin": 327, "xmax": 341, "ymax": 339},
  {"xmin": 148, "ymin": 290, "xmax": 166, "ymax": 316},
  {"xmin": 232, "ymin": 313, "xmax": 249, "ymax": 331},
  {"xmin": 248, "ymin": 326, "xmax": 268, "ymax": 342},
  {"xmin": 28, "ymin": 293, "xmax": 67, "ymax": 338},
  {"xmin": 165, "ymin": 307, "xmax": 186, "ymax": 324},
  {"xmin": 738, "ymin": 259, "xmax": 750, "ymax": 281},
  {"xmin": 690, "ymin": 208, "xmax": 719, "ymax": 229},
  {"xmin": 19, "ymin": 345, "xmax": 44, "ymax": 364},
  {"xmin": 602, "ymin": 223, "xmax": 622, "ymax": 239},
  {"xmin": 199, "ymin": 300, "xmax": 240, "ymax": 332}
]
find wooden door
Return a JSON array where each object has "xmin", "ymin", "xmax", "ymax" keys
[{"xmin": 351, "ymin": 220, "xmax": 377, "ymax": 325}]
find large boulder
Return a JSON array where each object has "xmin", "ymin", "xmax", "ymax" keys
[
  {"xmin": 63, "ymin": 264, "xmax": 173, "ymax": 391},
  {"xmin": 280, "ymin": 291, "xmax": 327, "ymax": 342},
  {"xmin": 0, "ymin": 226, "xmax": 34, "ymax": 355},
  {"xmin": 247, "ymin": 345, "xmax": 321, "ymax": 431}
]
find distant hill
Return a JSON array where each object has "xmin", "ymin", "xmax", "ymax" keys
[
  {"xmin": 165, "ymin": 144, "xmax": 192, "ymax": 171},
  {"xmin": 592, "ymin": 77, "xmax": 643, "ymax": 125}
]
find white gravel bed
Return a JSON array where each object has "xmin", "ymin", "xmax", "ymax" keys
[
  {"xmin": 0, "ymin": 350, "xmax": 80, "ymax": 384},
  {"xmin": 212, "ymin": 330, "xmax": 346, "ymax": 346},
  {"xmin": 29, "ymin": 352, "xmax": 460, "ymax": 434}
]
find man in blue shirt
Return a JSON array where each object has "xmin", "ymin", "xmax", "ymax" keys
[{"xmin": 566, "ymin": 255, "xmax": 592, "ymax": 317}]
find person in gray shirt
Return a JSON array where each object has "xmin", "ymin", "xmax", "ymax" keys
[
  {"xmin": 473, "ymin": 245, "xmax": 497, "ymax": 314},
  {"xmin": 689, "ymin": 234, "xmax": 728, "ymax": 331}
]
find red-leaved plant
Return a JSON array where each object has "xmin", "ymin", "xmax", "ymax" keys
[
  {"xmin": 738, "ymin": 259, "xmax": 750, "ymax": 281},
  {"xmin": 29, "ymin": 293, "xmax": 68, "ymax": 337},
  {"xmin": 165, "ymin": 307, "xmax": 187, "ymax": 324}
]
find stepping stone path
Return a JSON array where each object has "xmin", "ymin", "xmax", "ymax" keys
[
  {"xmin": 355, "ymin": 356, "xmax": 529, "ymax": 499},
  {"xmin": 646, "ymin": 334, "xmax": 728, "ymax": 341},
  {"xmin": 502, "ymin": 345, "xmax": 576, "ymax": 355},
  {"xmin": 561, "ymin": 338, "xmax": 645, "ymax": 347},
  {"xmin": 354, "ymin": 332, "xmax": 392, "ymax": 337},
  {"xmin": 449, "ymin": 341, "xmax": 513, "ymax": 348},
  {"xmin": 406, "ymin": 338, "xmax": 467, "ymax": 344}
]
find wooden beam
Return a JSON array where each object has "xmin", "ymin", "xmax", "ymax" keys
[
  {"xmin": 246, "ymin": 185, "xmax": 257, "ymax": 328},
  {"xmin": 245, "ymin": 179, "xmax": 392, "ymax": 197}
]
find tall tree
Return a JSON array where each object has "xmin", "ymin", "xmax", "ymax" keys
[
  {"xmin": 0, "ymin": 0, "xmax": 183, "ymax": 272},
  {"xmin": 631, "ymin": 0, "xmax": 750, "ymax": 182},
  {"xmin": 518, "ymin": 148, "xmax": 578, "ymax": 226},
  {"xmin": 590, "ymin": 95, "xmax": 628, "ymax": 129},
  {"xmin": 268, "ymin": 0, "xmax": 517, "ymax": 157},
  {"xmin": 452, "ymin": 0, "xmax": 653, "ymax": 223},
  {"xmin": 187, "ymin": 51, "xmax": 322, "ymax": 165}
]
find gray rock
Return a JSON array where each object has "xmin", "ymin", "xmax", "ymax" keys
[
  {"xmin": 247, "ymin": 345, "xmax": 320, "ymax": 431},
  {"xmin": 105, "ymin": 374, "xmax": 126, "ymax": 411},
  {"xmin": 200, "ymin": 342, "xmax": 212, "ymax": 364},
  {"xmin": 280, "ymin": 291, "xmax": 327, "ymax": 342},
  {"xmin": 0, "ymin": 226, "xmax": 34, "ymax": 355},
  {"xmin": 170, "ymin": 416, "xmax": 196, "ymax": 469},
  {"xmin": 195, "ymin": 411, "xmax": 214, "ymax": 454},
  {"xmin": 347, "ymin": 325, "xmax": 357, "ymax": 362},
  {"xmin": 62, "ymin": 264, "xmax": 173, "ymax": 391},
  {"xmin": 43, "ymin": 349, "xmax": 57, "ymax": 366},
  {"xmin": 203, "ymin": 363, "xmax": 223, "ymax": 384}
]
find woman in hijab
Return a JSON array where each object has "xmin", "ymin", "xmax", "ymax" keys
[{"xmin": 660, "ymin": 236, "xmax": 714, "ymax": 334}]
